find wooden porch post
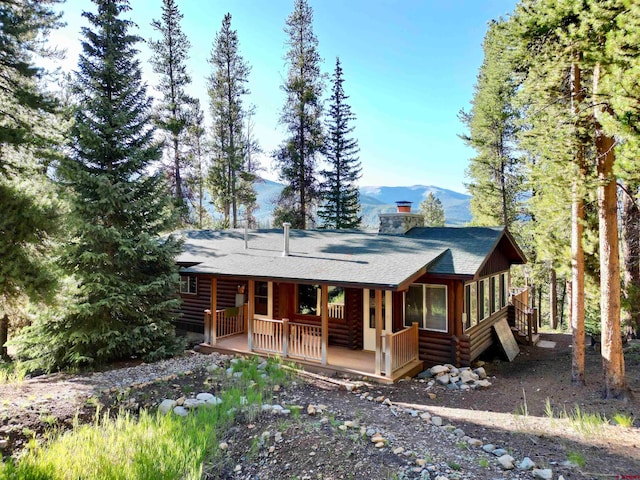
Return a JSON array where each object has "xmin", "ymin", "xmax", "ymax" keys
[
  {"xmin": 375, "ymin": 289, "xmax": 383, "ymax": 376},
  {"xmin": 248, "ymin": 280, "xmax": 254, "ymax": 351},
  {"xmin": 321, "ymin": 284, "xmax": 328, "ymax": 365},
  {"xmin": 210, "ymin": 277, "xmax": 217, "ymax": 344}
]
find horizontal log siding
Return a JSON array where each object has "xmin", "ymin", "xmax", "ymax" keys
[
  {"xmin": 466, "ymin": 308, "xmax": 509, "ymax": 362},
  {"xmin": 418, "ymin": 332, "xmax": 455, "ymax": 366},
  {"xmin": 217, "ymin": 279, "xmax": 247, "ymax": 309},
  {"xmin": 175, "ymin": 275, "xmax": 211, "ymax": 332}
]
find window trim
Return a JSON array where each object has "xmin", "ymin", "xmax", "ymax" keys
[
  {"xmin": 404, "ymin": 283, "xmax": 448, "ymax": 333},
  {"xmin": 179, "ymin": 275, "xmax": 197, "ymax": 295},
  {"xmin": 464, "ymin": 281, "xmax": 478, "ymax": 330},
  {"xmin": 253, "ymin": 281, "xmax": 273, "ymax": 319}
]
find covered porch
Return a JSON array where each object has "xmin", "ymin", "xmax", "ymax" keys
[{"xmin": 200, "ymin": 280, "xmax": 423, "ymax": 383}]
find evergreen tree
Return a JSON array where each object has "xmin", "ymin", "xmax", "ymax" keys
[
  {"xmin": 419, "ymin": 192, "xmax": 446, "ymax": 227},
  {"xmin": 184, "ymin": 99, "xmax": 211, "ymax": 229},
  {"xmin": 318, "ymin": 58, "xmax": 361, "ymax": 230},
  {"xmin": 274, "ymin": 0, "xmax": 324, "ymax": 229},
  {"xmin": 208, "ymin": 13, "xmax": 252, "ymax": 228},
  {"xmin": 149, "ymin": 0, "xmax": 194, "ymax": 222},
  {"xmin": 238, "ymin": 108, "xmax": 261, "ymax": 229},
  {"xmin": 21, "ymin": 0, "xmax": 183, "ymax": 370},
  {"xmin": 0, "ymin": 0, "xmax": 64, "ymax": 358},
  {"xmin": 460, "ymin": 19, "xmax": 524, "ymax": 229}
]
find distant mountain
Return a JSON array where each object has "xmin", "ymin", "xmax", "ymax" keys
[{"xmin": 207, "ymin": 179, "xmax": 472, "ymax": 228}]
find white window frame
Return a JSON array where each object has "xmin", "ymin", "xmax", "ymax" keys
[
  {"xmin": 179, "ymin": 275, "xmax": 197, "ymax": 295},
  {"xmin": 253, "ymin": 281, "xmax": 273, "ymax": 319},
  {"xmin": 464, "ymin": 281, "xmax": 478, "ymax": 330},
  {"xmin": 479, "ymin": 279, "xmax": 490, "ymax": 321},
  {"xmin": 404, "ymin": 283, "xmax": 448, "ymax": 333}
]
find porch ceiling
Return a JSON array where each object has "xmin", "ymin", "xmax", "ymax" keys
[{"xmin": 175, "ymin": 229, "xmax": 449, "ymax": 289}]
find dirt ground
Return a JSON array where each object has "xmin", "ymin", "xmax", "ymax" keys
[{"xmin": 1, "ymin": 332, "xmax": 639, "ymax": 479}]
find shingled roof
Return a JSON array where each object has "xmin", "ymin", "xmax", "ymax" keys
[{"xmin": 175, "ymin": 226, "xmax": 525, "ymax": 289}]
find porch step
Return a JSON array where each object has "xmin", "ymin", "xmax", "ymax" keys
[{"xmin": 510, "ymin": 328, "xmax": 540, "ymax": 346}]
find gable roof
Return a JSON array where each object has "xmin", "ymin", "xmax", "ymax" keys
[
  {"xmin": 404, "ymin": 226, "xmax": 526, "ymax": 276},
  {"xmin": 175, "ymin": 226, "xmax": 526, "ymax": 289}
]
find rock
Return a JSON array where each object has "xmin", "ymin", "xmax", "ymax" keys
[
  {"xmin": 417, "ymin": 370, "xmax": 433, "ymax": 379},
  {"xmin": 273, "ymin": 384, "xmax": 281, "ymax": 392},
  {"xmin": 307, "ymin": 404, "xmax": 317, "ymax": 415},
  {"xmin": 431, "ymin": 416, "xmax": 443, "ymax": 426},
  {"xmin": 436, "ymin": 374, "xmax": 450, "ymax": 385},
  {"xmin": 173, "ymin": 406, "xmax": 188, "ymax": 416},
  {"xmin": 274, "ymin": 432, "xmax": 283, "ymax": 443},
  {"xmin": 234, "ymin": 465, "xmax": 241, "ymax": 472},
  {"xmin": 459, "ymin": 369, "xmax": 479, "ymax": 383},
  {"xmin": 205, "ymin": 364, "xmax": 220, "ymax": 373},
  {"xmin": 518, "ymin": 457, "xmax": 536, "ymax": 470},
  {"xmin": 366, "ymin": 427, "xmax": 377, "ymax": 437},
  {"xmin": 375, "ymin": 441, "xmax": 385, "ymax": 448},
  {"xmin": 492, "ymin": 448, "xmax": 507, "ymax": 456},
  {"xmin": 406, "ymin": 409, "xmax": 419, "ymax": 417},
  {"xmin": 474, "ymin": 379, "xmax": 492, "ymax": 389},
  {"xmin": 261, "ymin": 404, "xmax": 273, "ymax": 411},
  {"xmin": 498, "ymin": 454, "xmax": 515, "ymax": 470},
  {"xmin": 371, "ymin": 434, "xmax": 384, "ymax": 443},
  {"xmin": 427, "ymin": 393, "xmax": 437, "ymax": 400},
  {"xmin": 473, "ymin": 366, "xmax": 487, "ymax": 379},
  {"xmin": 435, "ymin": 476, "xmax": 449, "ymax": 480},
  {"xmin": 158, "ymin": 399, "xmax": 176, "ymax": 414},
  {"xmin": 467, "ymin": 438, "xmax": 483, "ymax": 447},
  {"xmin": 268, "ymin": 446, "xmax": 275, "ymax": 453},
  {"xmin": 374, "ymin": 396, "xmax": 385, "ymax": 402},
  {"xmin": 338, "ymin": 424, "xmax": 348, "ymax": 431},
  {"xmin": 383, "ymin": 398, "xmax": 392, "ymax": 406},
  {"xmin": 474, "ymin": 360, "xmax": 486, "ymax": 367},
  {"xmin": 420, "ymin": 412, "xmax": 432, "ymax": 421},
  {"xmin": 225, "ymin": 367, "xmax": 234, "ymax": 376},
  {"xmin": 183, "ymin": 398, "xmax": 205, "ymax": 409},
  {"xmin": 482, "ymin": 444, "xmax": 495, "ymax": 453},
  {"xmin": 416, "ymin": 458, "xmax": 426, "ymax": 466},
  {"xmin": 0, "ymin": 439, "xmax": 7, "ymax": 449},
  {"xmin": 532, "ymin": 468, "xmax": 553, "ymax": 480},
  {"xmin": 449, "ymin": 367, "xmax": 459, "ymax": 376},
  {"xmin": 261, "ymin": 430, "xmax": 271, "ymax": 439},
  {"xmin": 430, "ymin": 365, "xmax": 449, "ymax": 375},
  {"xmin": 271, "ymin": 404, "xmax": 284, "ymax": 412},
  {"xmin": 219, "ymin": 442, "xmax": 228, "ymax": 450},
  {"xmin": 460, "ymin": 384, "xmax": 471, "ymax": 391},
  {"xmin": 452, "ymin": 428, "xmax": 465, "ymax": 437},
  {"xmin": 232, "ymin": 371, "xmax": 243, "ymax": 379},
  {"xmin": 393, "ymin": 447, "xmax": 404, "ymax": 455},
  {"xmin": 446, "ymin": 382, "xmax": 459, "ymax": 390},
  {"xmin": 175, "ymin": 396, "xmax": 186, "ymax": 406},
  {"xmin": 281, "ymin": 409, "xmax": 291, "ymax": 415},
  {"xmin": 196, "ymin": 392, "xmax": 215, "ymax": 402}
]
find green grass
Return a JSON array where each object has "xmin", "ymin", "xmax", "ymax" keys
[
  {"xmin": 567, "ymin": 405, "xmax": 608, "ymax": 436},
  {"xmin": 566, "ymin": 451, "xmax": 586, "ymax": 468},
  {"xmin": 0, "ymin": 356, "xmax": 291, "ymax": 480},
  {"xmin": 0, "ymin": 361, "xmax": 26, "ymax": 384},
  {"xmin": 612, "ymin": 412, "xmax": 635, "ymax": 427}
]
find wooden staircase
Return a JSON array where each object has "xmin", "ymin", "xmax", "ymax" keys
[{"xmin": 509, "ymin": 289, "xmax": 539, "ymax": 346}]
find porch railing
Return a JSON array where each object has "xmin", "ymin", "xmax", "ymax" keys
[
  {"xmin": 288, "ymin": 321, "xmax": 322, "ymax": 361},
  {"xmin": 203, "ymin": 304, "xmax": 247, "ymax": 345},
  {"xmin": 252, "ymin": 318, "xmax": 284, "ymax": 354},
  {"xmin": 383, "ymin": 322, "xmax": 419, "ymax": 376},
  {"xmin": 327, "ymin": 303, "xmax": 345, "ymax": 319},
  {"xmin": 510, "ymin": 288, "xmax": 537, "ymax": 344}
]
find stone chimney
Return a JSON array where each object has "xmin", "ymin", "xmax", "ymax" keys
[{"xmin": 378, "ymin": 201, "xmax": 424, "ymax": 235}]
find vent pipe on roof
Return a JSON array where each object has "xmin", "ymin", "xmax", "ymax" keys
[{"xmin": 282, "ymin": 222, "xmax": 291, "ymax": 257}]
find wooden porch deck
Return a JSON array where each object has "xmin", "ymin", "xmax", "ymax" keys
[{"xmin": 200, "ymin": 334, "xmax": 423, "ymax": 384}]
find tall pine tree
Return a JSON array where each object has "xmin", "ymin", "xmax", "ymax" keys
[
  {"xmin": 149, "ymin": 0, "xmax": 194, "ymax": 222},
  {"xmin": 318, "ymin": 57, "xmax": 361, "ymax": 229},
  {"xmin": 274, "ymin": 0, "xmax": 324, "ymax": 229},
  {"xmin": 208, "ymin": 13, "xmax": 252, "ymax": 228},
  {"xmin": 0, "ymin": 0, "xmax": 64, "ymax": 358},
  {"xmin": 21, "ymin": 0, "xmax": 183, "ymax": 370}
]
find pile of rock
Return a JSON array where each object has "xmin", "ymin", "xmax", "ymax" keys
[
  {"xmin": 158, "ymin": 392, "xmax": 223, "ymax": 416},
  {"xmin": 417, "ymin": 364, "xmax": 491, "ymax": 391}
]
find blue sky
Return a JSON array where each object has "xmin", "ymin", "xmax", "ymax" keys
[{"xmin": 49, "ymin": 0, "xmax": 517, "ymax": 193}]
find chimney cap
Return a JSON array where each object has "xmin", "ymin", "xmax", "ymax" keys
[
  {"xmin": 395, "ymin": 200, "xmax": 412, "ymax": 213},
  {"xmin": 395, "ymin": 201, "xmax": 412, "ymax": 206}
]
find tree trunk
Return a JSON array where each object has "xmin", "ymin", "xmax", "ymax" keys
[
  {"xmin": 594, "ymin": 63, "xmax": 627, "ymax": 399},
  {"xmin": 566, "ymin": 280, "xmax": 573, "ymax": 330},
  {"xmin": 0, "ymin": 314, "xmax": 9, "ymax": 361},
  {"xmin": 621, "ymin": 182, "xmax": 640, "ymax": 337},
  {"xmin": 570, "ymin": 61, "xmax": 585, "ymax": 386},
  {"xmin": 559, "ymin": 278, "xmax": 566, "ymax": 327},
  {"xmin": 549, "ymin": 268, "xmax": 558, "ymax": 329}
]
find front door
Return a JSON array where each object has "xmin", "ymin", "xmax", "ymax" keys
[{"xmin": 363, "ymin": 289, "xmax": 392, "ymax": 351}]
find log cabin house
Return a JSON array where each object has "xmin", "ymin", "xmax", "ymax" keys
[{"xmin": 175, "ymin": 203, "xmax": 530, "ymax": 383}]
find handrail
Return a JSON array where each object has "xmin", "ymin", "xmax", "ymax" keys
[
  {"xmin": 288, "ymin": 321, "xmax": 322, "ymax": 361},
  {"xmin": 327, "ymin": 303, "xmax": 345, "ymax": 319},
  {"xmin": 383, "ymin": 323, "xmax": 419, "ymax": 375},
  {"xmin": 252, "ymin": 317, "xmax": 284, "ymax": 354}
]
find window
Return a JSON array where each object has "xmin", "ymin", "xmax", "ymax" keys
[
  {"xmin": 255, "ymin": 281, "xmax": 269, "ymax": 316},
  {"xmin": 500, "ymin": 272, "xmax": 509, "ymax": 308},
  {"xmin": 298, "ymin": 284, "xmax": 320, "ymax": 315},
  {"xmin": 478, "ymin": 279, "xmax": 490, "ymax": 320},
  {"xmin": 179, "ymin": 275, "xmax": 197, "ymax": 294},
  {"xmin": 368, "ymin": 289, "xmax": 388, "ymax": 330},
  {"xmin": 491, "ymin": 275, "xmax": 499, "ymax": 313},
  {"xmin": 464, "ymin": 282, "xmax": 477, "ymax": 329},
  {"xmin": 404, "ymin": 284, "xmax": 447, "ymax": 332}
]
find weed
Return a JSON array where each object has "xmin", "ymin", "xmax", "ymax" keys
[
  {"xmin": 478, "ymin": 458, "xmax": 489, "ymax": 468},
  {"xmin": 455, "ymin": 441, "xmax": 468, "ymax": 450},
  {"xmin": 566, "ymin": 451, "xmax": 586, "ymax": 468},
  {"xmin": 567, "ymin": 405, "xmax": 608, "ymax": 436},
  {"xmin": 612, "ymin": 412, "xmax": 635, "ymax": 427},
  {"xmin": 40, "ymin": 414, "xmax": 58, "ymax": 428},
  {"xmin": 544, "ymin": 397, "xmax": 554, "ymax": 418},
  {"xmin": 448, "ymin": 461, "xmax": 461, "ymax": 471},
  {"xmin": 0, "ymin": 361, "xmax": 26, "ymax": 384}
]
